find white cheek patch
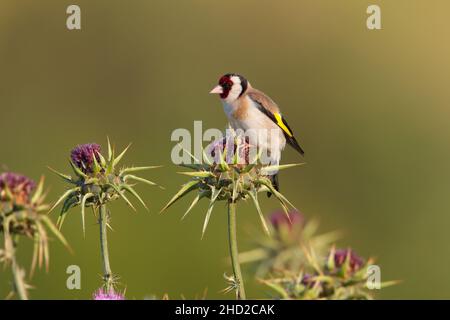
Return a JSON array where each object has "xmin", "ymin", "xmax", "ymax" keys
[{"xmin": 224, "ymin": 76, "xmax": 242, "ymax": 103}]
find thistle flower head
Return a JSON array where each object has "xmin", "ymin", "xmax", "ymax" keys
[
  {"xmin": 269, "ymin": 210, "xmax": 304, "ymax": 232},
  {"xmin": 162, "ymin": 136, "xmax": 302, "ymax": 238},
  {"xmin": 330, "ymin": 248, "xmax": 364, "ymax": 273},
  {"xmin": 239, "ymin": 212, "xmax": 340, "ymax": 277},
  {"xmin": 301, "ymin": 273, "xmax": 317, "ymax": 287},
  {"xmin": 49, "ymin": 138, "xmax": 161, "ymax": 236},
  {"xmin": 0, "ymin": 172, "xmax": 69, "ymax": 273},
  {"xmin": 93, "ymin": 288, "xmax": 125, "ymax": 300},
  {"xmin": 0, "ymin": 172, "xmax": 36, "ymax": 205},
  {"xmin": 260, "ymin": 246, "xmax": 395, "ymax": 300},
  {"xmin": 207, "ymin": 136, "xmax": 253, "ymax": 166},
  {"xmin": 70, "ymin": 143, "xmax": 102, "ymax": 174}
]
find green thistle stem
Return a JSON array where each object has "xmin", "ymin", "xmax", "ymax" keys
[
  {"xmin": 11, "ymin": 253, "xmax": 28, "ymax": 300},
  {"xmin": 99, "ymin": 204, "xmax": 113, "ymax": 291},
  {"xmin": 227, "ymin": 200, "xmax": 246, "ymax": 300}
]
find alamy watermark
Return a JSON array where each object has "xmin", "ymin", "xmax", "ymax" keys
[
  {"xmin": 66, "ymin": 5, "xmax": 81, "ymax": 30},
  {"xmin": 66, "ymin": 265, "xmax": 81, "ymax": 290},
  {"xmin": 366, "ymin": 264, "xmax": 382, "ymax": 290},
  {"xmin": 367, "ymin": 4, "xmax": 382, "ymax": 30}
]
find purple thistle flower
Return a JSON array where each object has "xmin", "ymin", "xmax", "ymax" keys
[
  {"xmin": 0, "ymin": 172, "xmax": 36, "ymax": 204},
  {"xmin": 207, "ymin": 136, "xmax": 254, "ymax": 165},
  {"xmin": 93, "ymin": 288, "xmax": 125, "ymax": 300},
  {"xmin": 301, "ymin": 273, "xmax": 319, "ymax": 288},
  {"xmin": 269, "ymin": 210, "xmax": 305, "ymax": 232},
  {"xmin": 333, "ymin": 249, "xmax": 364, "ymax": 272},
  {"xmin": 70, "ymin": 143, "xmax": 102, "ymax": 174}
]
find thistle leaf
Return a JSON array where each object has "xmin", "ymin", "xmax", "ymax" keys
[
  {"xmin": 231, "ymin": 176, "xmax": 238, "ymax": 202},
  {"xmin": 177, "ymin": 171, "xmax": 214, "ymax": 178},
  {"xmin": 273, "ymin": 190, "xmax": 297, "ymax": 211},
  {"xmin": 113, "ymin": 143, "xmax": 131, "ymax": 168},
  {"xmin": 327, "ymin": 246, "xmax": 336, "ymax": 270},
  {"xmin": 258, "ymin": 178, "xmax": 297, "ymax": 211},
  {"xmin": 81, "ymin": 193, "xmax": 95, "ymax": 238},
  {"xmin": 36, "ymin": 204, "xmax": 50, "ymax": 212},
  {"xmin": 248, "ymin": 190, "xmax": 270, "ymax": 236},
  {"xmin": 40, "ymin": 215, "xmax": 73, "ymax": 254},
  {"xmin": 30, "ymin": 233, "xmax": 40, "ymax": 278},
  {"xmin": 260, "ymin": 163, "xmax": 304, "ymax": 175},
  {"xmin": 201, "ymin": 187, "xmax": 221, "ymax": 239},
  {"xmin": 2, "ymin": 183, "xmax": 13, "ymax": 201},
  {"xmin": 218, "ymin": 150, "xmax": 230, "ymax": 171},
  {"xmin": 120, "ymin": 166, "xmax": 162, "ymax": 175},
  {"xmin": 179, "ymin": 163, "xmax": 210, "ymax": 171},
  {"xmin": 248, "ymin": 148, "xmax": 263, "ymax": 165},
  {"xmin": 107, "ymin": 183, "xmax": 136, "ymax": 211},
  {"xmin": 49, "ymin": 187, "xmax": 80, "ymax": 213},
  {"xmin": 241, "ymin": 163, "xmax": 256, "ymax": 173},
  {"xmin": 181, "ymin": 193, "xmax": 205, "ymax": 220},
  {"xmin": 121, "ymin": 184, "xmax": 148, "ymax": 211},
  {"xmin": 257, "ymin": 179, "xmax": 289, "ymax": 213},
  {"xmin": 57, "ymin": 196, "xmax": 79, "ymax": 229},
  {"xmin": 232, "ymin": 145, "xmax": 239, "ymax": 165},
  {"xmin": 107, "ymin": 136, "xmax": 113, "ymax": 162},
  {"xmin": 47, "ymin": 166, "xmax": 75, "ymax": 184},
  {"xmin": 98, "ymin": 152, "xmax": 107, "ymax": 167},
  {"xmin": 2, "ymin": 216, "xmax": 14, "ymax": 262},
  {"xmin": 35, "ymin": 221, "xmax": 49, "ymax": 271},
  {"xmin": 379, "ymin": 280, "xmax": 401, "ymax": 289},
  {"xmin": 202, "ymin": 148, "xmax": 213, "ymax": 166},
  {"xmin": 37, "ymin": 231, "xmax": 43, "ymax": 269},
  {"xmin": 258, "ymin": 279, "xmax": 290, "ymax": 299},
  {"xmin": 124, "ymin": 174, "xmax": 163, "ymax": 189},
  {"xmin": 92, "ymin": 152, "xmax": 101, "ymax": 175},
  {"xmin": 31, "ymin": 176, "xmax": 45, "ymax": 204},
  {"xmin": 160, "ymin": 180, "xmax": 200, "ymax": 213},
  {"xmin": 69, "ymin": 160, "xmax": 88, "ymax": 179},
  {"xmin": 107, "ymin": 142, "xmax": 115, "ymax": 173},
  {"xmin": 342, "ymin": 248, "xmax": 352, "ymax": 276},
  {"xmin": 177, "ymin": 143, "xmax": 201, "ymax": 164}
]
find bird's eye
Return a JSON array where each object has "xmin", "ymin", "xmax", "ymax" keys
[{"xmin": 222, "ymin": 82, "xmax": 232, "ymax": 90}]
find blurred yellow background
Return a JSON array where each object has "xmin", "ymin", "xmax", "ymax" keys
[{"xmin": 1, "ymin": 0, "xmax": 449, "ymax": 299}]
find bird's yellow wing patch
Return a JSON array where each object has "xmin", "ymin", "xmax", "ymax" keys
[{"xmin": 274, "ymin": 113, "xmax": 293, "ymax": 137}]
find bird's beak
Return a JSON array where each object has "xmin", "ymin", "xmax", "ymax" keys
[{"xmin": 209, "ymin": 85, "xmax": 223, "ymax": 94}]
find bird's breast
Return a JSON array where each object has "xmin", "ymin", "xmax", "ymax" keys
[{"xmin": 221, "ymin": 101, "xmax": 235, "ymax": 119}]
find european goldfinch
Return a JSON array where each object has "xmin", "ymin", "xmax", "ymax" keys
[{"xmin": 210, "ymin": 73, "xmax": 304, "ymax": 193}]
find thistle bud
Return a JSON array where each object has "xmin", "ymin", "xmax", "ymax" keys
[
  {"xmin": 301, "ymin": 273, "xmax": 318, "ymax": 287},
  {"xmin": 332, "ymin": 248, "xmax": 364, "ymax": 273}
]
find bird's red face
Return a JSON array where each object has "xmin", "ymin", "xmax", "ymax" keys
[
  {"xmin": 217, "ymin": 75, "xmax": 234, "ymax": 99},
  {"xmin": 210, "ymin": 74, "xmax": 248, "ymax": 102}
]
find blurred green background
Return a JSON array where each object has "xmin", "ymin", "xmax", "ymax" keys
[{"xmin": 1, "ymin": 0, "xmax": 449, "ymax": 299}]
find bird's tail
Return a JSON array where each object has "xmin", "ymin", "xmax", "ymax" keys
[{"xmin": 267, "ymin": 174, "xmax": 280, "ymax": 198}]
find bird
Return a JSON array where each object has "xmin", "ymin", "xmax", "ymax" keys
[{"xmin": 210, "ymin": 73, "xmax": 304, "ymax": 195}]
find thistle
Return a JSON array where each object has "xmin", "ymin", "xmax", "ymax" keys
[
  {"xmin": 239, "ymin": 211, "xmax": 340, "ymax": 277},
  {"xmin": 260, "ymin": 247, "xmax": 397, "ymax": 300},
  {"xmin": 93, "ymin": 287, "xmax": 125, "ymax": 300},
  {"xmin": 0, "ymin": 172, "xmax": 69, "ymax": 300},
  {"xmin": 161, "ymin": 136, "xmax": 302, "ymax": 300},
  {"xmin": 49, "ymin": 138, "xmax": 161, "ymax": 292}
]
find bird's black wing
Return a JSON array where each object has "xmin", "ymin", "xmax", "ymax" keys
[{"xmin": 251, "ymin": 98, "xmax": 305, "ymax": 156}]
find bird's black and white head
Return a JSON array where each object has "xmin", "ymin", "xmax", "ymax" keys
[{"xmin": 210, "ymin": 73, "xmax": 249, "ymax": 103}]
